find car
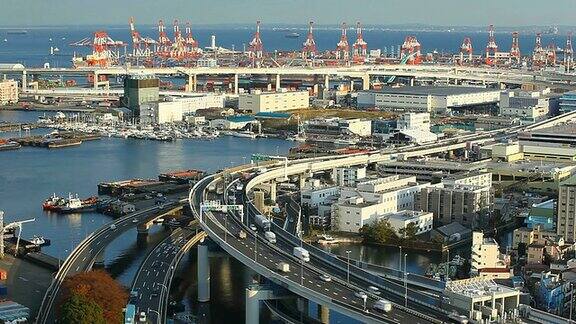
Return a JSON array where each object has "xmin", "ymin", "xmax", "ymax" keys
[
  {"xmin": 109, "ymin": 224, "xmax": 117, "ymax": 230},
  {"xmin": 355, "ymin": 291, "xmax": 367, "ymax": 299},
  {"xmin": 129, "ymin": 290, "xmax": 139, "ymax": 298},
  {"xmin": 249, "ymin": 224, "xmax": 257, "ymax": 231},
  {"xmin": 368, "ymin": 286, "xmax": 381, "ymax": 295},
  {"xmin": 318, "ymin": 274, "xmax": 332, "ymax": 282},
  {"xmin": 138, "ymin": 312, "xmax": 147, "ymax": 322},
  {"xmin": 132, "ymin": 219, "xmax": 138, "ymax": 224}
]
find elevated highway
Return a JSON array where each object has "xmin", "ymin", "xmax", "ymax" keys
[
  {"xmin": 130, "ymin": 226, "xmax": 206, "ymax": 324},
  {"xmin": 36, "ymin": 201, "xmax": 185, "ymax": 324}
]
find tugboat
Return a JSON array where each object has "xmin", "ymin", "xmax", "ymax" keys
[
  {"xmin": 42, "ymin": 193, "xmax": 65, "ymax": 211},
  {"xmin": 56, "ymin": 194, "xmax": 99, "ymax": 213}
]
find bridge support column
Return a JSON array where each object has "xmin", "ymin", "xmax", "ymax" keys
[
  {"xmin": 197, "ymin": 243, "xmax": 210, "ymax": 302},
  {"xmin": 298, "ymin": 175, "xmax": 306, "ymax": 189},
  {"xmin": 350, "ymin": 79, "xmax": 354, "ymax": 91},
  {"xmin": 234, "ymin": 74, "xmax": 239, "ymax": 95},
  {"xmin": 362, "ymin": 74, "xmax": 370, "ymax": 90},
  {"xmin": 318, "ymin": 304, "xmax": 330, "ymax": 324},
  {"xmin": 410, "ymin": 77, "xmax": 415, "ymax": 86},
  {"xmin": 21, "ymin": 71, "xmax": 27, "ymax": 91},
  {"xmin": 93, "ymin": 72, "xmax": 99, "ymax": 89},
  {"xmin": 324, "ymin": 75, "xmax": 330, "ymax": 90},
  {"xmin": 297, "ymin": 298, "xmax": 308, "ymax": 316},
  {"xmin": 275, "ymin": 74, "xmax": 281, "ymax": 91},
  {"xmin": 269, "ymin": 181, "xmax": 277, "ymax": 202},
  {"xmin": 137, "ymin": 223, "xmax": 151, "ymax": 236},
  {"xmin": 187, "ymin": 74, "xmax": 197, "ymax": 92},
  {"xmin": 245, "ymin": 285, "xmax": 275, "ymax": 324}
]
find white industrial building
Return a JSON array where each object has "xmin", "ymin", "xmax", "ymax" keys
[
  {"xmin": 301, "ymin": 186, "xmax": 340, "ymax": 208},
  {"xmin": 167, "ymin": 94, "xmax": 225, "ymax": 114},
  {"xmin": 382, "ymin": 210, "xmax": 434, "ymax": 236},
  {"xmin": 357, "ymin": 86, "xmax": 501, "ymax": 114},
  {"xmin": 138, "ymin": 94, "xmax": 225, "ymax": 124},
  {"xmin": 500, "ymin": 89, "xmax": 550, "ymax": 123},
  {"xmin": 239, "ymin": 89, "xmax": 309, "ymax": 113},
  {"xmin": 518, "ymin": 124, "xmax": 576, "ymax": 162},
  {"xmin": 391, "ymin": 112, "xmax": 438, "ymax": 144}
]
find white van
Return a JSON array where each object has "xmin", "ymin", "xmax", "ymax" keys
[
  {"xmin": 373, "ymin": 299, "xmax": 393, "ymax": 313},
  {"xmin": 264, "ymin": 231, "xmax": 277, "ymax": 244}
]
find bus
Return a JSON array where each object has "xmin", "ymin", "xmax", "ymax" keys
[{"xmin": 124, "ymin": 304, "xmax": 136, "ymax": 324}]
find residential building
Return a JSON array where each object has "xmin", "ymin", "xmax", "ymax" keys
[
  {"xmin": 305, "ymin": 117, "xmax": 372, "ymax": 137},
  {"xmin": 519, "ymin": 124, "xmax": 576, "ymax": 162},
  {"xmin": 0, "ymin": 79, "xmax": 18, "ymax": 105},
  {"xmin": 382, "ymin": 210, "xmax": 433, "ymax": 236},
  {"xmin": 470, "ymin": 232, "xmax": 511, "ymax": 279},
  {"xmin": 430, "ymin": 222, "xmax": 472, "ymax": 243},
  {"xmin": 442, "ymin": 171, "xmax": 492, "ymax": 188},
  {"xmin": 301, "ymin": 186, "xmax": 340, "ymax": 208},
  {"xmin": 559, "ymin": 90, "xmax": 576, "ymax": 114},
  {"xmin": 397, "ymin": 112, "xmax": 432, "ymax": 132},
  {"xmin": 526, "ymin": 200, "xmax": 556, "ymax": 231},
  {"xmin": 239, "ymin": 89, "xmax": 308, "ymax": 113},
  {"xmin": 499, "ymin": 89, "xmax": 550, "ymax": 123},
  {"xmin": 332, "ymin": 166, "xmax": 367, "ymax": 187},
  {"xmin": 535, "ymin": 272, "xmax": 574, "ymax": 317},
  {"xmin": 557, "ymin": 175, "xmax": 576, "ymax": 242},
  {"xmin": 356, "ymin": 86, "xmax": 501, "ymax": 114},
  {"xmin": 334, "ymin": 175, "xmax": 429, "ymax": 232},
  {"xmin": 416, "ymin": 182, "xmax": 493, "ymax": 228}
]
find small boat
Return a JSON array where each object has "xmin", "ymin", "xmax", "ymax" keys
[
  {"xmin": 0, "ymin": 139, "xmax": 21, "ymax": 151},
  {"xmin": 42, "ymin": 193, "xmax": 65, "ymax": 210},
  {"xmin": 30, "ymin": 236, "xmax": 51, "ymax": 247},
  {"xmin": 285, "ymin": 32, "xmax": 300, "ymax": 38},
  {"xmin": 232, "ymin": 131, "xmax": 257, "ymax": 139}
]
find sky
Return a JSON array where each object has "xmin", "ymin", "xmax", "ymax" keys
[{"xmin": 0, "ymin": 0, "xmax": 574, "ymax": 27}]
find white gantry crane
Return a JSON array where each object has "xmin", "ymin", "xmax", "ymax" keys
[{"xmin": 0, "ymin": 211, "xmax": 35, "ymax": 258}]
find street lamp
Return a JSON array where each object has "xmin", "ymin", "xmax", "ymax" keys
[
  {"xmin": 254, "ymin": 230, "xmax": 258, "ymax": 262},
  {"xmin": 570, "ymin": 282, "xmax": 574, "ymax": 323},
  {"xmin": 148, "ymin": 308, "xmax": 161, "ymax": 324},
  {"xmin": 398, "ymin": 246, "xmax": 402, "ymax": 271},
  {"xmin": 404, "ymin": 253, "xmax": 408, "ymax": 308},
  {"xmin": 361, "ymin": 294, "xmax": 367, "ymax": 311},
  {"xmin": 346, "ymin": 250, "xmax": 352, "ymax": 283},
  {"xmin": 300, "ymin": 259, "xmax": 304, "ymax": 285}
]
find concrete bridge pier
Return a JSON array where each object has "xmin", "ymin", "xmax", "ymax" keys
[
  {"xmin": 298, "ymin": 174, "xmax": 307, "ymax": 189},
  {"xmin": 275, "ymin": 74, "xmax": 281, "ymax": 91},
  {"xmin": 324, "ymin": 74, "xmax": 330, "ymax": 90},
  {"xmin": 197, "ymin": 242, "xmax": 210, "ymax": 302},
  {"xmin": 410, "ymin": 77, "xmax": 415, "ymax": 86},
  {"xmin": 233, "ymin": 74, "xmax": 239, "ymax": 95},
  {"xmin": 296, "ymin": 298, "xmax": 308, "ymax": 317},
  {"xmin": 318, "ymin": 304, "xmax": 330, "ymax": 324},
  {"xmin": 137, "ymin": 222, "xmax": 151, "ymax": 236},
  {"xmin": 269, "ymin": 181, "xmax": 277, "ymax": 202},
  {"xmin": 21, "ymin": 71, "xmax": 27, "ymax": 91},
  {"xmin": 187, "ymin": 74, "xmax": 197, "ymax": 92},
  {"xmin": 362, "ymin": 74, "xmax": 370, "ymax": 90},
  {"xmin": 245, "ymin": 285, "xmax": 275, "ymax": 324}
]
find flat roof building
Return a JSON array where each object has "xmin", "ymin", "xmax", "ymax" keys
[
  {"xmin": 239, "ymin": 89, "xmax": 308, "ymax": 113},
  {"xmin": 0, "ymin": 79, "xmax": 18, "ymax": 105},
  {"xmin": 557, "ymin": 175, "xmax": 576, "ymax": 243},
  {"xmin": 519, "ymin": 123, "xmax": 576, "ymax": 162},
  {"xmin": 357, "ymin": 86, "xmax": 500, "ymax": 114}
]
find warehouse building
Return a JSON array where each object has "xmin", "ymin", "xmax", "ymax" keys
[
  {"xmin": 357, "ymin": 86, "xmax": 500, "ymax": 114},
  {"xmin": 239, "ymin": 89, "xmax": 309, "ymax": 113},
  {"xmin": 124, "ymin": 74, "xmax": 159, "ymax": 112},
  {"xmin": 518, "ymin": 124, "xmax": 576, "ymax": 162},
  {"xmin": 500, "ymin": 89, "xmax": 551, "ymax": 123}
]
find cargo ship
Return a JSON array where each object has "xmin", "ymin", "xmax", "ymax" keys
[
  {"xmin": 285, "ymin": 32, "xmax": 300, "ymax": 38},
  {"xmin": 0, "ymin": 139, "xmax": 21, "ymax": 151},
  {"xmin": 42, "ymin": 193, "xmax": 65, "ymax": 211}
]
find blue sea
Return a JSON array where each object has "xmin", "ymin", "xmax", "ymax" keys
[{"xmin": 0, "ymin": 25, "xmax": 566, "ymax": 67}]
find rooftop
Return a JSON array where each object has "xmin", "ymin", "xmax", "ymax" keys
[
  {"xmin": 366, "ymin": 86, "xmax": 499, "ymax": 96},
  {"xmin": 525, "ymin": 123, "xmax": 576, "ymax": 137},
  {"xmin": 562, "ymin": 174, "xmax": 576, "ymax": 187},
  {"xmin": 446, "ymin": 278, "xmax": 517, "ymax": 299}
]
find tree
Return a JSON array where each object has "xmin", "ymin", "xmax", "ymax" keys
[
  {"xmin": 59, "ymin": 294, "xmax": 106, "ymax": 324},
  {"xmin": 398, "ymin": 222, "xmax": 419, "ymax": 240},
  {"xmin": 58, "ymin": 270, "xmax": 128, "ymax": 324},
  {"xmin": 360, "ymin": 219, "xmax": 399, "ymax": 244}
]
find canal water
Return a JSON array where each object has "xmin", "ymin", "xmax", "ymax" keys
[{"xmin": 0, "ymin": 110, "xmax": 499, "ymax": 322}]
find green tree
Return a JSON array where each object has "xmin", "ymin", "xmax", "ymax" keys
[
  {"xmin": 398, "ymin": 222, "xmax": 419, "ymax": 240},
  {"xmin": 59, "ymin": 294, "xmax": 106, "ymax": 324},
  {"xmin": 360, "ymin": 219, "xmax": 399, "ymax": 244}
]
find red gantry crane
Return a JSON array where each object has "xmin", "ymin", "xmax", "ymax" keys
[
  {"xmin": 485, "ymin": 24, "xmax": 498, "ymax": 65},
  {"xmin": 459, "ymin": 37, "xmax": 473, "ymax": 64},
  {"xmin": 352, "ymin": 22, "xmax": 368, "ymax": 61},
  {"xmin": 510, "ymin": 32, "xmax": 521, "ymax": 64},
  {"xmin": 302, "ymin": 21, "xmax": 317, "ymax": 60},
  {"xmin": 335, "ymin": 22, "xmax": 350, "ymax": 61}
]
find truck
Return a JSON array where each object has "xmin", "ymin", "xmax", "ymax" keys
[
  {"xmin": 373, "ymin": 299, "xmax": 393, "ymax": 313},
  {"xmin": 237, "ymin": 230, "xmax": 247, "ymax": 239},
  {"xmin": 254, "ymin": 214, "xmax": 271, "ymax": 231},
  {"xmin": 264, "ymin": 231, "xmax": 276, "ymax": 244},
  {"xmin": 276, "ymin": 262, "xmax": 290, "ymax": 273},
  {"xmin": 293, "ymin": 247, "xmax": 310, "ymax": 262}
]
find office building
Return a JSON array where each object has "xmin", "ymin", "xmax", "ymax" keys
[
  {"xmin": 124, "ymin": 74, "xmax": 159, "ymax": 112},
  {"xmin": 559, "ymin": 91, "xmax": 576, "ymax": 114},
  {"xmin": 382, "ymin": 210, "xmax": 434, "ymax": 236},
  {"xmin": 470, "ymin": 232, "xmax": 511, "ymax": 279},
  {"xmin": 357, "ymin": 86, "xmax": 500, "ymax": 114},
  {"xmin": 239, "ymin": 89, "xmax": 308, "ymax": 113},
  {"xmin": 0, "ymin": 79, "xmax": 18, "ymax": 105},
  {"xmin": 557, "ymin": 175, "xmax": 576, "ymax": 242},
  {"xmin": 499, "ymin": 89, "xmax": 550, "ymax": 123}
]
